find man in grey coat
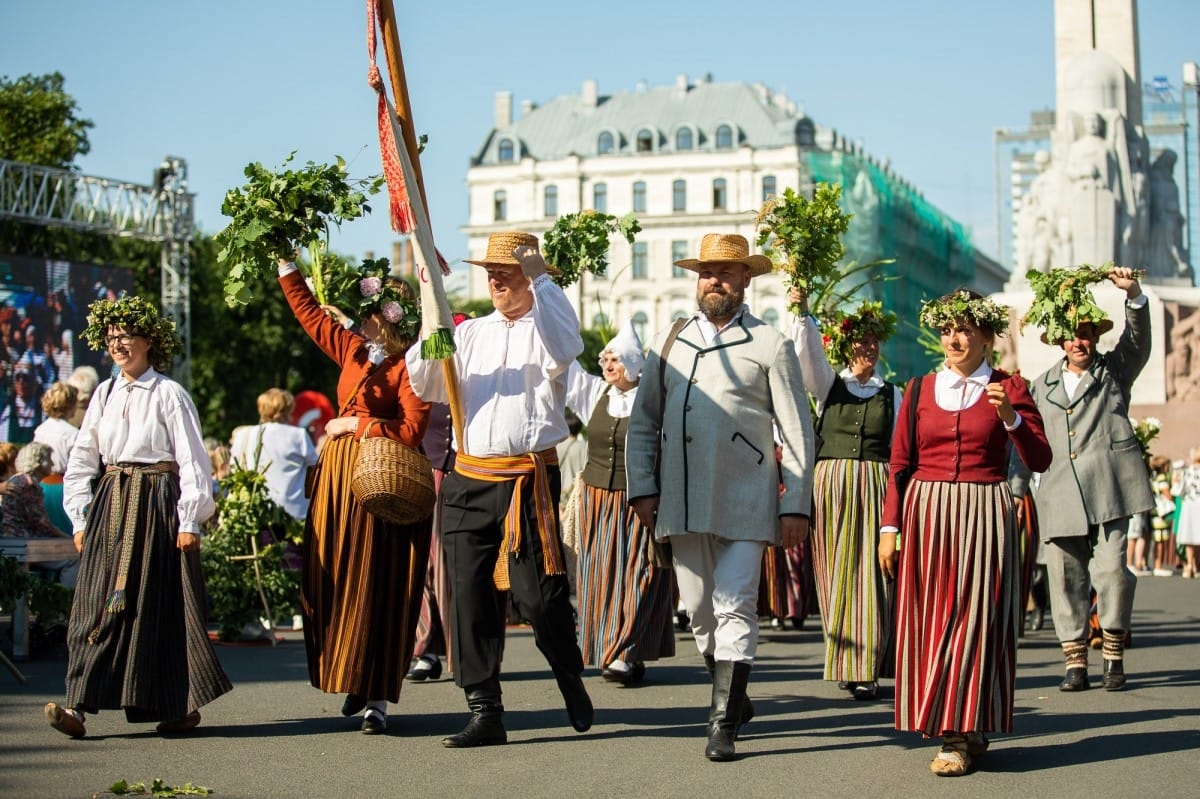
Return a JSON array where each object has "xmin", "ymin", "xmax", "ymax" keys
[
  {"xmin": 1029, "ymin": 266, "xmax": 1152, "ymax": 693},
  {"xmin": 627, "ymin": 233, "xmax": 815, "ymax": 762}
]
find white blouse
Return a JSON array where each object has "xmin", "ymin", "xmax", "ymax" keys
[
  {"xmin": 406, "ymin": 274, "xmax": 583, "ymax": 457},
  {"xmin": 564, "ymin": 360, "xmax": 638, "ymax": 422},
  {"xmin": 62, "ymin": 369, "xmax": 215, "ymax": 534},
  {"xmin": 33, "ymin": 416, "xmax": 80, "ymax": 474}
]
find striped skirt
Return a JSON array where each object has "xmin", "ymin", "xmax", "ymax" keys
[
  {"xmin": 577, "ymin": 483, "xmax": 676, "ymax": 667},
  {"xmin": 894, "ymin": 480, "xmax": 1020, "ymax": 736},
  {"xmin": 810, "ymin": 458, "xmax": 894, "ymax": 682},
  {"xmin": 759, "ymin": 539, "xmax": 817, "ymax": 622},
  {"xmin": 65, "ymin": 466, "xmax": 232, "ymax": 722},
  {"xmin": 302, "ymin": 434, "xmax": 432, "ymax": 702}
]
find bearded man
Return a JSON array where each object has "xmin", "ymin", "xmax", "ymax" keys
[{"xmin": 627, "ymin": 233, "xmax": 815, "ymax": 761}]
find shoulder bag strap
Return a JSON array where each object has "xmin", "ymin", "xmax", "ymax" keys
[{"xmin": 906, "ymin": 375, "xmax": 922, "ymax": 472}]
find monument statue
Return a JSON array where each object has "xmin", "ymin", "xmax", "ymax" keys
[
  {"xmin": 1064, "ymin": 111, "xmax": 1123, "ymax": 266},
  {"xmin": 1147, "ymin": 150, "xmax": 1192, "ymax": 280}
]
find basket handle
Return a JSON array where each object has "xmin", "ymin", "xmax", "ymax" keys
[{"xmin": 362, "ymin": 418, "xmax": 382, "ymax": 439}]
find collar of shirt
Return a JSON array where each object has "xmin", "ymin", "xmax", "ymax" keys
[
  {"xmin": 120, "ymin": 367, "xmax": 161, "ymax": 392},
  {"xmin": 937, "ymin": 359, "xmax": 992, "ymax": 390},
  {"xmin": 934, "ymin": 359, "xmax": 992, "ymax": 412},
  {"xmin": 838, "ymin": 368, "xmax": 885, "ymax": 390},
  {"xmin": 692, "ymin": 305, "xmax": 747, "ymax": 344}
]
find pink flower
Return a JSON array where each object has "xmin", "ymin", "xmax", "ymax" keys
[
  {"xmin": 381, "ymin": 301, "xmax": 403, "ymax": 323},
  {"xmin": 359, "ymin": 276, "xmax": 383, "ymax": 297}
]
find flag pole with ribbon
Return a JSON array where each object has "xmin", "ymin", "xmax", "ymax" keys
[{"xmin": 368, "ymin": 0, "xmax": 465, "ymax": 449}]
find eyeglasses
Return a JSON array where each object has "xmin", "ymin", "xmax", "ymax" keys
[{"xmin": 104, "ymin": 334, "xmax": 140, "ymax": 348}]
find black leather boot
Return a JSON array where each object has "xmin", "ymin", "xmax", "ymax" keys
[
  {"xmin": 442, "ymin": 679, "xmax": 507, "ymax": 748},
  {"xmin": 554, "ymin": 671, "xmax": 594, "ymax": 732},
  {"xmin": 1102, "ymin": 630, "xmax": 1127, "ymax": 691},
  {"xmin": 705, "ymin": 660, "xmax": 751, "ymax": 762},
  {"xmin": 704, "ymin": 654, "xmax": 754, "ymax": 726}
]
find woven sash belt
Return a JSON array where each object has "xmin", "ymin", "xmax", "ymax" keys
[
  {"xmin": 454, "ymin": 449, "xmax": 562, "ymax": 590},
  {"xmin": 86, "ymin": 461, "xmax": 179, "ymax": 644}
]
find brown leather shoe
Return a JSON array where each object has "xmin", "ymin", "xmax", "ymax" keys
[
  {"xmin": 156, "ymin": 711, "xmax": 201, "ymax": 734},
  {"xmin": 45, "ymin": 702, "xmax": 86, "ymax": 738}
]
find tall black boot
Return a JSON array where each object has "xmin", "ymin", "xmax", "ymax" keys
[
  {"xmin": 554, "ymin": 670, "xmax": 594, "ymax": 732},
  {"xmin": 442, "ymin": 678, "xmax": 507, "ymax": 748},
  {"xmin": 704, "ymin": 654, "xmax": 754, "ymax": 726},
  {"xmin": 705, "ymin": 660, "xmax": 751, "ymax": 762}
]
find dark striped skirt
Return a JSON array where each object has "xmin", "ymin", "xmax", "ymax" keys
[
  {"xmin": 577, "ymin": 483, "xmax": 676, "ymax": 667},
  {"xmin": 894, "ymin": 480, "xmax": 1020, "ymax": 736},
  {"xmin": 302, "ymin": 433, "xmax": 431, "ymax": 702},
  {"xmin": 65, "ymin": 465, "xmax": 232, "ymax": 722},
  {"xmin": 412, "ymin": 467, "xmax": 451, "ymax": 663},
  {"xmin": 758, "ymin": 539, "xmax": 817, "ymax": 622},
  {"xmin": 810, "ymin": 458, "xmax": 895, "ymax": 682}
]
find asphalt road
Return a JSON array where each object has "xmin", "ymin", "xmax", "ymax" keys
[{"xmin": 2, "ymin": 575, "xmax": 1198, "ymax": 799}]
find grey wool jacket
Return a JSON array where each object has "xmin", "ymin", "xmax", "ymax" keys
[
  {"xmin": 626, "ymin": 311, "xmax": 816, "ymax": 544},
  {"xmin": 1030, "ymin": 298, "xmax": 1155, "ymax": 540}
]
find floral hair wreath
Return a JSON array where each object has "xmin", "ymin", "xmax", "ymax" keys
[
  {"xmin": 820, "ymin": 300, "xmax": 898, "ymax": 366},
  {"xmin": 81, "ymin": 294, "xmax": 183, "ymax": 371},
  {"xmin": 918, "ymin": 291, "xmax": 1010, "ymax": 336},
  {"xmin": 327, "ymin": 257, "xmax": 420, "ymax": 340}
]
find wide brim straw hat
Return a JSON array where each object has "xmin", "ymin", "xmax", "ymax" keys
[
  {"xmin": 1040, "ymin": 317, "xmax": 1114, "ymax": 345},
  {"xmin": 464, "ymin": 231, "xmax": 560, "ymax": 274},
  {"xmin": 673, "ymin": 233, "xmax": 773, "ymax": 278}
]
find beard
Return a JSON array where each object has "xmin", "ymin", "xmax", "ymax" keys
[{"xmin": 698, "ymin": 286, "xmax": 744, "ymax": 320}]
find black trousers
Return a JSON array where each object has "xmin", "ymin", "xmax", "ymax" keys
[{"xmin": 440, "ymin": 466, "xmax": 583, "ymax": 689}]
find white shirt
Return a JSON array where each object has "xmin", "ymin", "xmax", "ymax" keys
[
  {"xmin": 231, "ymin": 422, "xmax": 318, "ymax": 521},
  {"xmin": 934, "ymin": 360, "xmax": 1023, "ymax": 430},
  {"xmin": 33, "ymin": 416, "xmax": 79, "ymax": 474},
  {"xmin": 790, "ymin": 313, "xmax": 901, "ymax": 422},
  {"xmin": 565, "ymin": 360, "xmax": 638, "ymax": 422},
  {"xmin": 692, "ymin": 305, "xmax": 747, "ymax": 345},
  {"xmin": 62, "ymin": 370, "xmax": 215, "ymax": 534},
  {"xmin": 406, "ymin": 273, "xmax": 583, "ymax": 457}
]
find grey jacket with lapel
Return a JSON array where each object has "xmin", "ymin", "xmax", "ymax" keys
[{"xmin": 1030, "ymin": 299, "xmax": 1154, "ymax": 539}]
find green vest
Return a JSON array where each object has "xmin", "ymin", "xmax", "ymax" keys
[
  {"xmin": 581, "ymin": 395, "xmax": 628, "ymax": 491},
  {"xmin": 815, "ymin": 378, "xmax": 894, "ymax": 462}
]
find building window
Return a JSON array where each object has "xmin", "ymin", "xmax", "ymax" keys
[
  {"xmin": 762, "ymin": 308, "xmax": 780, "ymax": 330},
  {"xmin": 632, "ymin": 242, "xmax": 648, "ymax": 279},
  {"xmin": 715, "ymin": 124, "xmax": 733, "ymax": 149},
  {"xmin": 636, "ymin": 128, "xmax": 654, "ymax": 153},
  {"xmin": 598, "ymin": 131, "xmax": 615, "ymax": 154},
  {"xmin": 493, "ymin": 189, "xmax": 507, "ymax": 222},
  {"xmin": 671, "ymin": 240, "xmax": 688, "ymax": 278},
  {"xmin": 632, "ymin": 181, "xmax": 646, "ymax": 213},
  {"xmin": 676, "ymin": 127, "xmax": 693, "ymax": 151},
  {"xmin": 631, "ymin": 311, "xmax": 649, "ymax": 343},
  {"xmin": 712, "ymin": 178, "xmax": 727, "ymax": 211},
  {"xmin": 593, "ymin": 182, "xmax": 608, "ymax": 213},
  {"xmin": 543, "ymin": 185, "xmax": 558, "ymax": 218},
  {"xmin": 672, "ymin": 179, "xmax": 686, "ymax": 212},
  {"xmin": 498, "ymin": 138, "xmax": 514, "ymax": 163},
  {"xmin": 762, "ymin": 175, "xmax": 777, "ymax": 202}
]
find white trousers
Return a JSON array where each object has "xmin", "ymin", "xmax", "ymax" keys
[{"xmin": 671, "ymin": 534, "xmax": 765, "ymax": 663}]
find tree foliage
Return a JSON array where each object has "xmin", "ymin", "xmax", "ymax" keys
[{"xmin": 0, "ymin": 72, "xmax": 93, "ymax": 168}]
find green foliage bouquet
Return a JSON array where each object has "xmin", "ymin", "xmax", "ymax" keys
[
  {"xmin": 217, "ymin": 152, "xmax": 383, "ymax": 307},
  {"xmin": 755, "ymin": 183, "xmax": 850, "ymax": 315},
  {"xmin": 1131, "ymin": 415, "xmax": 1161, "ymax": 460},
  {"xmin": 1021, "ymin": 264, "xmax": 1145, "ymax": 344},
  {"xmin": 542, "ymin": 210, "xmax": 641, "ymax": 288}
]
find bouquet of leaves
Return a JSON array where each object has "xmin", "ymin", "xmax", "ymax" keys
[
  {"xmin": 542, "ymin": 210, "xmax": 641, "ymax": 288},
  {"xmin": 756, "ymin": 183, "xmax": 850, "ymax": 315},
  {"xmin": 1021, "ymin": 263, "xmax": 1145, "ymax": 344},
  {"xmin": 217, "ymin": 152, "xmax": 383, "ymax": 307},
  {"xmin": 1131, "ymin": 416, "xmax": 1162, "ymax": 460}
]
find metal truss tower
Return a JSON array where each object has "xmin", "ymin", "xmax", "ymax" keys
[{"xmin": 0, "ymin": 155, "xmax": 195, "ymax": 385}]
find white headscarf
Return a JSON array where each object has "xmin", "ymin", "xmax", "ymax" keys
[{"xmin": 601, "ymin": 322, "xmax": 645, "ymax": 382}]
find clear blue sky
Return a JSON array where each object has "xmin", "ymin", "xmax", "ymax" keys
[{"xmin": 3, "ymin": 1, "xmax": 1198, "ymax": 273}]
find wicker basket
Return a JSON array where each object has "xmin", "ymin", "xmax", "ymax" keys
[{"xmin": 351, "ymin": 425, "xmax": 436, "ymax": 525}]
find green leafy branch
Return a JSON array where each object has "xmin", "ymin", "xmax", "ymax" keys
[
  {"xmin": 542, "ymin": 210, "xmax": 641, "ymax": 288},
  {"xmin": 108, "ymin": 778, "xmax": 211, "ymax": 797},
  {"xmin": 755, "ymin": 183, "xmax": 850, "ymax": 315},
  {"xmin": 217, "ymin": 152, "xmax": 383, "ymax": 307},
  {"xmin": 1021, "ymin": 263, "xmax": 1145, "ymax": 344}
]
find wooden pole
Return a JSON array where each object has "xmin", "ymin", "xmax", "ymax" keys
[{"xmin": 375, "ymin": 0, "xmax": 467, "ymax": 450}]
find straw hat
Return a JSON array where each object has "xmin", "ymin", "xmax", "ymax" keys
[
  {"xmin": 463, "ymin": 231, "xmax": 559, "ymax": 275},
  {"xmin": 673, "ymin": 233, "xmax": 772, "ymax": 277}
]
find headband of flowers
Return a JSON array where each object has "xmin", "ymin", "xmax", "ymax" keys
[
  {"xmin": 327, "ymin": 257, "xmax": 420, "ymax": 340},
  {"xmin": 918, "ymin": 290, "xmax": 1010, "ymax": 336},
  {"xmin": 820, "ymin": 300, "xmax": 898, "ymax": 366},
  {"xmin": 82, "ymin": 294, "xmax": 183, "ymax": 371}
]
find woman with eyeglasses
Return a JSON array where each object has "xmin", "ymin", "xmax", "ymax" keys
[{"xmin": 45, "ymin": 296, "xmax": 231, "ymax": 740}]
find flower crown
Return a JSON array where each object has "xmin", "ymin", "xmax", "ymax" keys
[
  {"xmin": 327, "ymin": 257, "xmax": 420, "ymax": 340},
  {"xmin": 820, "ymin": 300, "xmax": 897, "ymax": 366},
  {"xmin": 81, "ymin": 295, "xmax": 183, "ymax": 371},
  {"xmin": 919, "ymin": 291, "xmax": 1010, "ymax": 336}
]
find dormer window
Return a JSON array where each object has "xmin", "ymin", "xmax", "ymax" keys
[
  {"xmin": 676, "ymin": 127, "xmax": 694, "ymax": 151},
  {"xmin": 715, "ymin": 124, "xmax": 734, "ymax": 150},
  {"xmin": 498, "ymin": 138, "xmax": 515, "ymax": 163},
  {"xmin": 598, "ymin": 131, "xmax": 615, "ymax": 155},
  {"xmin": 636, "ymin": 128, "xmax": 655, "ymax": 153}
]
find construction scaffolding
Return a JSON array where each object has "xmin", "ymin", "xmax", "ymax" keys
[{"xmin": 0, "ymin": 156, "xmax": 194, "ymax": 384}]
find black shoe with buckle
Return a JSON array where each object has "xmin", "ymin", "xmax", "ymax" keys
[
  {"xmin": 1102, "ymin": 659, "xmax": 1126, "ymax": 691},
  {"xmin": 406, "ymin": 656, "xmax": 442, "ymax": 682},
  {"xmin": 1059, "ymin": 667, "xmax": 1090, "ymax": 692},
  {"xmin": 361, "ymin": 708, "xmax": 387, "ymax": 734}
]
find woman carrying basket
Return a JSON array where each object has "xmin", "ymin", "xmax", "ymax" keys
[{"xmin": 278, "ymin": 256, "xmax": 432, "ymax": 734}]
